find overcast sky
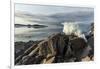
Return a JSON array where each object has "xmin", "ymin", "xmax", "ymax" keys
[
  {"xmin": 15, "ymin": 3, "xmax": 94, "ymax": 25},
  {"xmin": 15, "ymin": 3, "xmax": 94, "ymax": 15}
]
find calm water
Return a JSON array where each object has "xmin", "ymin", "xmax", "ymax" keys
[
  {"xmin": 15, "ymin": 21, "xmax": 92, "ymax": 42},
  {"xmin": 15, "ymin": 23, "xmax": 63, "ymax": 42}
]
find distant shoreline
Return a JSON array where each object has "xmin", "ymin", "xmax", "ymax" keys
[{"xmin": 15, "ymin": 24, "xmax": 48, "ymax": 28}]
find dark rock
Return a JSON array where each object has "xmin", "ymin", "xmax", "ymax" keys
[
  {"xmin": 85, "ymin": 23, "xmax": 94, "ymax": 60},
  {"xmin": 88, "ymin": 36, "xmax": 94, "ymax": 59},
  {"xmin": 15, "ymin": 32, "xmax": 94, "ymax": 65}
]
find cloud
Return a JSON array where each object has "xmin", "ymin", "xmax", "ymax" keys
[{"xmin": 15, "ymin": 9, "xmax": 94, "ymax": 25}]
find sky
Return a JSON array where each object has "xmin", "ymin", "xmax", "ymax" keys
[
  {"xmin": 15, "ymin": 3, "xmax": 94, "ymax": 25},
  {"xmin": 15, "ymin": 3, "xmax": 94, "ymax": 15}
]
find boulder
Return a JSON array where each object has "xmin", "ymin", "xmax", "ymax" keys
[{"xmin": 15, "ymin": 32, "xmax": 93, "ymax": 65}]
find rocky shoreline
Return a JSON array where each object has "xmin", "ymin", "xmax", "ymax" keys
[{"xmin": 15, "ymin": 23, "xmax": 94, "ymax": 65}]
